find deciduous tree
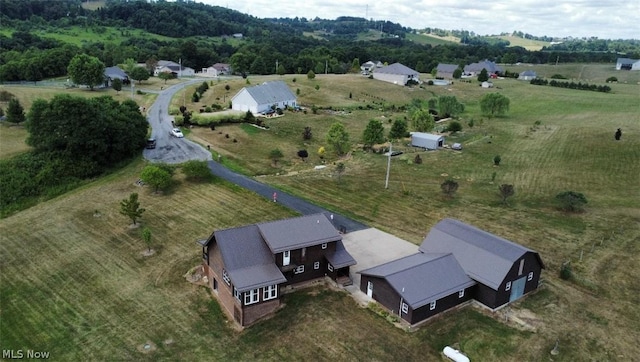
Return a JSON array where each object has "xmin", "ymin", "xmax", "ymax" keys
[
  {"xmin": 326, "ymin": 122, "xmax": 350, "ymax": 156},
  {"xmin": 441, "ymin": 179, "xmax": 459, "ymax": 198},
  {"xmin": 302, "ymin": 126, "xmax": 312, "ymax": 140},
  {"xmin": 158, "ymin": 72, "xmax": 173, "ymax": 84},
  {"xmin": 480, "ymin": 93, "xmax": 510, "ymax": 118},
  {"xmin": 388, "ymin": 119, "xmax": 408, "ymax": 139},
  {"xmin": 297, "ymin": 149, "xmax": 309, "ymax": 161},
  {"xmin": 555, "ymin": 191, "xmax": 588, "ymax": 212},
  {"xmin": 112, "ymin": 78, "xmax": 122, "ymax": 93},
  {"xmin": 140, "ymin": 165, "xmax": 172, "ymax": 193},
  {"xmin": 129, "ymin": 66, "xmax": 150, "ymax": 84},
  {"xmin": 142, "ymin": 227, "xmax": 152, "ymax": 252},
  {"xmin": 269, "ymin": 148, "xmax": 284, "ymax": 166},
  {"xmin": 120, "ymin": 192, "xmax": 145, "ymax": 225},
  {"xmin": 438, "ymin": 95, "xmax": 465, "ymax": 118},
  {"xmin": 67, "ymin": 53, "xmax": 105, "ymax": 90},
  {"xmin": 362, "ymin": 119, "xmax": 385, "ymax": 147},
  {"xmin": 499, "ymin": 184, "xmax": 515, "ymax": 205}
]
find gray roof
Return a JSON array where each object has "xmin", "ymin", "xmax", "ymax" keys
[
  {"xmin": 258, "ymin": 213, "xmax": 341, "ymax": 253},
  {"xmin": 464, "ymin": 60, "xmax": 503, "ymax": 74},
  {"xmin": 617, "ymin": 58, "xmax": 639, "ymax": 64},
  {"xmin": 359, "ymin": 253, "xmax": 476, "ymax": 309},
  {"xmin": 436, "ymin": 63, "xmax": 459, "ymax": 73},
  {"xmin": 412, "ymin": 132, "xmax": 443, "ymax": 141},
  {"xmin": 375, "ymin": 63, "xmax": 419, "ymax": 76},
  {"xmin": 519, "ymin": 70, "xmax": 537, "ymax": 77},
  {"xmin": 213, "ymin": 225, "xmax": 286, "ymax": 292},
  {"xmin": 238, "ymin": 80, "xmax": 296, "ymax": 106},
  {"xmin": 325, "ymin": 240, "xmax": 357, "ymax": 268},
  {"xmin": 419, "ymin": 218, "xmax": 543, "ymax": 290},
  {"xmin": 104, "ymin": 66, "xmax": 128, "ymax": 80}
]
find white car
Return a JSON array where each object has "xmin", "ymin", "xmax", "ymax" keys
[{"xmin": 170, "ymin": 128, "xmax": 184, "ymax": 138}]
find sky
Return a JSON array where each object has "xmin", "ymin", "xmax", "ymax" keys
[{"xmin": 201, "ymin": 0, "xmax": 639, "ymax": 40}]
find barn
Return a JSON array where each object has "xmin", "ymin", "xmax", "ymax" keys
[
  {"xmin": 411, "ymin": 132, "xmax": 444, "ymax": 150},
  {"xmin": 231, "ymin": 81, "xmax": 297, "ymax": 115}
]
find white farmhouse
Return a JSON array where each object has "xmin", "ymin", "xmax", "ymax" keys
[
  {"xmin": 231, "ymin": 81, "xmax": 297, "ymax": 115},
  {"xmin": 373, "ymin": 63, "xmax": 420, "ymax": 85}
]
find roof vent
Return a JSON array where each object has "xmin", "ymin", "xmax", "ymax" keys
[{"xmin": 317, "ymin": 220, "xmax": 320, "ymax": 224}]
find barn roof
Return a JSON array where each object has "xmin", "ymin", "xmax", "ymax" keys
[
  {"xmin": 375, "ymin": 63, "xmax": 419, "ymax": 76},
  {"xmin": 211, "ymin": 225, "xmax": 286, "ymax": 292},
  {"xmin": 359, "ymin": 253, "xmax": 476, "ymax": 309},
  {"xmin": 237, "ymin": 81, "xmax": 296, "ymax": 106},
  {"xmin": 419, "ymin": 219, "xmax": 544, "ymax": 290},
  {"xmin": 411, "ymin": 132, "xmax": 444, "ymax": 141},
  {"xmin": 258, "ymin": 213, "xmax": 341, "ymax": 253}
]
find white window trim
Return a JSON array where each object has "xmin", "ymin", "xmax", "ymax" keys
[
  {"xmin": 518, "ymin": 259, "xmax": 525, "ymax": 275},
  {"xmin": 234, "ymin": 287, "xmax": 240, "ymax": 301},
  {"xmin": 401, "ymin": 302, "xmax": 408, "ymax": 314},
  {"xmin": 222, "ymin": 269, "xmax": 231, "ymax": 286},
  {"xmin": 263, "ymin": 285, "xmax": 277, "ymax": 301},
  {"xmin": 321, "ymin": 243, "xmax": 327, "ymax": 249},
  {"xmin": 458, "ymin": 290, "xmax": 465, "ymax": 298},
  {"xmin": 527, "ymin": 271, "xmax": 534, "ymax": 281},
  {"xmin": 314, "ymin": 261, "xmax": 320, "ymax": 270},
  {"xmin": 244, "ymin": 288, "xmax": 259, "ymax": 305},
  {"xmin": 294, "ymin": 265, "xmax": 305, "ymax": 274},
  {"xmin": 506, "ymin": 281, "xmax": 512, "ymax": 291},
  {"xmin": 283, "ymin": 250, "xmax": 290, "ymax": 266},
  {"xmin": 429, "ymin": 301, "xmax": 436, "ymax": 311},
  {"xmin": 327, "ymin": 263, "xmax": 334, "ymax": 272}
]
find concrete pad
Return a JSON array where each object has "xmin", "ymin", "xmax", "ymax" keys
[{"xmin": 341, "ymin": 228, "xmax": 420, "ymax": 304}]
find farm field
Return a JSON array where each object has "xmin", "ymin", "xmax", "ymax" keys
[{"xmin": 1, "ymin": 64, "xmax": 639, "ymax": 360}]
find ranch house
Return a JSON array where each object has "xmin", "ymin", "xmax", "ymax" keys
[
  {"xmin": 231, "ymin": 81, "xmax": 297, "ymax": 115},
  {"xmin": 372, "ymin": 63, "xmax": 420, "ymax": 85}
]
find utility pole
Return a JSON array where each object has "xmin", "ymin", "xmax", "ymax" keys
[
  {"xmin": 276, "ymin": 59, "xmax": 278, "ymax": 74},
  {"xmin": 325, "ymin": 60, "xmax": 328, "ymax": 75},
  {"xmin": 384, "ymin": 142, "xmax": 392, "ymax": 189}
]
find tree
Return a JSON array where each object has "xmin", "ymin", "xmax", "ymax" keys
[
  {"xmin": 6, "ymin": 98, "xmax": 25, "ymax": 124},
  {"xmin": 388, "ymin": 119, "xmax": 408, "ymax": 139},
  {"xmin": 158, "ymin": 72, "xmax": 173, "ymax": 84},
  {"xmin": 120, "ymin": 193, "xmax": 145, "ymax": 225},
  {"xmin": 414, "ymin": 154, "xmax": 422, "ymax": 164},
  {"xmin": 615, "ymin": 128, "xmax": 622, "ymax": 140},
  {"xmin": 480, "ymin": 93, "xmax": 511, "ymax": 118},
  {"xmin": 112, "ymin": 78, "xmax": 122, "ymax": 93},
  {"xmin": 499, "ymin": 184, "xmax": 515, "ymax": 205},
  {"xmin": 362, "ymin": 119, "xmax": 385, "ymax": 147},
  {"xmin": 411, "ymin": 108, "xmax": 435, "ymax": 133},
  {"xmin": 555, "ymin": 191, "xmax": 588, "ymax": 212},
  {"xmin": 67, "ymin": 53, "xmax": 105, "ymax": 90},
  {"xmin": 181, "ymin": 160, "xmax": 213, "ymax": 182},
  {"xmin": 448, "ymin": 121, "xmax": 462, "ymax": 133},
  {"xmin": 494, "ymin": 155, "xmax": 501, "ymax": 166},
  {"xmin": 297, "ymin": 149, "xmax": 309, "ymax": 161},
  {"xmin": 302, "ymin": 126, "xmax": 312, "ymax": 140},
  {"xmin": 438, "ymin": 96, "xmax": 465, "ymax": 118},
  {"xmin": 307, "ymin": 70, "xmax": 315, "ymax": 80},
  {"xmin": 335, "ymin": 162, "xmax": 345, "ymax": 181},
  {"xmin": 477, "ymin": 68, "xmax": 489, "ymax": 82},
  {"xmin": 453, "ymin": 68, "xmax": 462, "ymax": 79},
  {"xmin": 122, "ymin": 58, "xmax": 137, "ymax": 75},
  {"xmin": 441, "ymin": 179, "xmax": 459, "ymax": 198},
  {"xmin": 326, "ymin": 122, "xmax": 350, "ymax": 156},
  {"xmin": 129, "ymin": 66, "xmax": 150, "ymax": 84},
  {"xmin": 277, "ymin": 64, "xmax": 286, "ymax": 76},
  {"xmin": 269, "ymin": 148, "xmax": 284, "ymax": 166},
  {"xmin": 142, "ymin": 227, "xmax": 152, "ymax": 252},
  {"xmin": 318, "ymin": 146, "xmax": 325, "ymax": 160},
  {"xmin": 140, "ymin": 165, "xmax": 172, "ymax": 193}
]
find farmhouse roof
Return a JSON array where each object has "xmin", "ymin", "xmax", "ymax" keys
[
  {"xmin": 464, "ymin": 60, "xmax": 503, "ymax": 74},
  {"xmin": 325, "ymin": 240, "xmax": 357, "ymax": 268},
  {"xmin": 359, "ymin": 253, "xmax": 476, "ymax": 309},
  {"xmin": 419, "ymin": 219, "xmax": 544, "ymax": 290},
  {"xmin": 104, "ymin": 66, "xmax": 128, "ymax": 80},
  {"xmin": 212, "ymin": 63, "xmax": 230, "ymax": 70},
  {"xmin": 375, "ymin": 63, "xmax": 419, "ymax": 76},
  {"xmin": 519, "ymin": 70, "xmax": 537, "ymax": 77},
  {"xmin": 436, "ymin": 63, "xmax": 458, "ymax": 73},
  {"xmin": 239, "ymin": 81, "xmax": 296, "ymax": 106},
  {"xmin": 258, "ymin": 213, "xmax": 341, "ymax": 253},
  {"xmin": 213, "ymin": 225, "xmax": 286, "ymax": 292},
  {"xmin": 617, "ymin": 57, "xmax": 639, "ymax": 64}
]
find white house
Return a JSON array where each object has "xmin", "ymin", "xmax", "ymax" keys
[
  {"xmin": 616, "ymin": 58, "xmax": 640, "ymax": 70},
  {"xmin": 373, "ymin": 63, "xmax": 420, "ymax": 85},
  {"xmin": 360, "ymin": 60, "xmax": 383, "ymax": 74},
  {"xmin": 464, "ymin": 60, "xmax": 503, "ymax": 76},
  {"xmin": 231, "ymin": 81, "xmax": 297, "ymax": 115},
  {"xmin": 518, "ymin": 70, "xmax": 537, "ymax": 80},
  {"xmin": 411, "ymin": 132, "xmax": 444, "ymax": 150},
  {"xmin": 202, "ymin": 63, "xmax": 231, "ymax": 77},
  {"xmin": 154, "ymin": 60, "xmax": 195, "ymax": 77}
]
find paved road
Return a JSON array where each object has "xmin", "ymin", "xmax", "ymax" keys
[{"xmin": 142, "ymin": 80, "xmax": 212, "ymax": 164}]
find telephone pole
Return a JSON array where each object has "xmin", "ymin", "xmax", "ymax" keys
[{"xmin": 384, "ymin": 142, "xmax": 392, "ymax": 189}]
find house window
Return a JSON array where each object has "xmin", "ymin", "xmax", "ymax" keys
[
  {"xmin": 506, "ymin": 281, "xmax": 512, "ymax": 291},
  {"xmin": 458, "ymin": 290, "xmax": 465, "ymax": 298},
  {"xmin": 401, "ymin": 303, "xmax": 408, "ymax": 314},
  {"xmin": 327, "ymin": 264, "xmax": 334, "ymax": 272},
  {"xmin": 518, "ymin": 259, "xmax": 525, "ymax": 275},
  {"xmin": 528, "ymin": 271, "xmax": 534, "ymax": 281},
  {"xmin": 263, "ymin": 285, "xmax": 277, "ymax": 301},
  {"xmin": 314, "ymin": 261, "xmax": 320, "ymax": 270},
  {"xmin": 321, "ymin": 243, "xmax": 327, "ymax": 249},
  {"xmin": 222, "ymin": 269, "xmax": 231, "ymax": 286},
  {"xmin": 283, "ymin": 250, "xmax": 290, "ymax": 266},
  {"xmin": 429, "ymin": 301, "xmax": 436, "ymax": 311},
  {"xmin": 244, "ymin": 289, "xmax": 259, "ymax": 305},
  {"xmin": 294, "ymin": 265, "xmax": 305, "ymax": 274},
  {"xmin": 234, "ymin": 287, "xmax": 241, "ymax": 301},
  {"xmin": 301, "ymin": 247, "xmax": 307, "ymax": 261}
]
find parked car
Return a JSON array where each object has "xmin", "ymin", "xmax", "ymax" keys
[
  {"xmin": 145, "ymin": 138, "xmax": 157, "ymax": 149},
  {"xmin": 452, "ymin": 143, "xmax": 463, "ymax": 150},
  {"xmin": 170, "ymin": 128, "xmax": 184, "ymax": 138}
]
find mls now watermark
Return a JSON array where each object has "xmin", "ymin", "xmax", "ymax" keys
[{"xmin": 3, "ymin": 350, "xmax": 50, "ymax": 359}]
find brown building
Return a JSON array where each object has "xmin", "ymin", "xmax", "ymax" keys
[{"xmin": 199, "ymin": 213, "xmax": 356, "ymax": 327}]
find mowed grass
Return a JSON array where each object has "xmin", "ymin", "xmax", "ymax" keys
[
  {"xmin": 494, "ymin": 35, "xmax": 549, "ymax": 51},
  {"xmin": 0, "ymin": 124, "xmax": 30, "ymax": 159}
]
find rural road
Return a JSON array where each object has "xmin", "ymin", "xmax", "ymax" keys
[{"xmin": 143, "ymin": 79, "xmax": 368, "ymax": 233}]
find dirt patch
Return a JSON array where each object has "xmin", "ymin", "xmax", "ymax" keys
[
  {"xmin": 137, "ymin": 341, "xmax": 157, "ymax": 354},
  {"xmin": 185, "ymin": 265, "xmax": 208, "ymax": 286},
  {"xmin": 141, "ymin": 249, "xmax": 156, "ymax": 257}
]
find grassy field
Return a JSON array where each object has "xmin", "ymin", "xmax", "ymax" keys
[
  {"xmin": 494, "ymin": 35, "xmax": 549, "ymax": 51},
  {"xmin": 2, "ymin": 67, "xmax": 639, "ymax": 360}
]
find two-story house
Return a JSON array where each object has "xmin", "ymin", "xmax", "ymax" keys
[{"xmin": 199, "ymin": 213, "xmax": 356, "ymax": 327}]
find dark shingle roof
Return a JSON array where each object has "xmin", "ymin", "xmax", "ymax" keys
[
  {"xmin": 359, "ymin": 253, "xmax": 476, "ymax": 309},
  {"xmin": 375, "ymin": 63, "xmax": 419, "ymax": 76},
  {"xmin": 464, "ymin": 60, "xmax": 503, "ymax": 74},
  {"xmin": 239, "ymin": 81, "xmax": 296, "ymax": 106},
  {"xmin": 258, "ymin": 214, "xmax": 341, "ymax": 253},
  {"xmin": 214, "ymin": 225, "xmax": 286, "ymax": 292},
  {"xmin": 519, "ymin": 70, "xmax": 537, "ymax": 77},
  {"xmin": 437, "ymin": 63, "xmax": 459, "ymax": 73},
  {"xmin": 104, "ymin": 66, "xmax": 128, "ymax": 80},
  {"xmin": 419, "ymin": 218, "xmax": 542, "ymax": 290},
  {"xmin": 325, "ymin": 240, "xmax": 356, "ymax": 268}
]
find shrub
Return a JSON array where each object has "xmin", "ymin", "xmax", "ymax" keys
[
  {"xmin": 493, "ymin": 155, "xmax": 501, "ymax": 166},
  {"xmin": 181, "ymin": 160, "xmax": 213, "ymax": 182},
  {"xmin": 448, "ymin": 121, "xmax": 462, "ymax": 133},
  {"xmin": 555, "ymin": 191, "xmax": 588, "ymax": 212},
  {"xmin": 560, "ymin": 262, "xmax": 572, "ymax": 280},
  {"xmin": 550, "ymin": 74, "xmax": 566, "ymax": 79},
  {"xmin": 606, "ymin": 76, "xmax": 617, "ymax": 83},
  {"xmin": 414, "ymin": 154, "xmax": 422, "ymax": 164}
]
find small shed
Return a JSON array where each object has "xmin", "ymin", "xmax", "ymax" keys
[
  {"xmin": 481, "ymin": 81, "xmax": 494, "ymax": 88},
  {"xmin": 411, "ymin": 133, "xmax": 444, "ymax": 150}
]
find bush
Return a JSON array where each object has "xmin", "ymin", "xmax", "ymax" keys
[
  {"xmin": 493, "ymin": 155, "xmax": 501, "ymax": 166},
  {"xmin": 555, "ymin": 191, "xmax": 588, "ymax": 212},
  {"xmin": 551, "ymin": 74, "xmax": 566, "ymax": 79},
  {"xmin": 606, "ymin": 76, "xmax": 618, "ymax": 83},
  {"xmin": 560, "ymin": 262, "xmax": 572, "ymax": 280},
  {"xmin": 448, "ymin": 121, "xmax": 462, "ymax": 133},
  {"xmin": 181, "ymin": 160, "xmax": 213, "ymax": 182}
]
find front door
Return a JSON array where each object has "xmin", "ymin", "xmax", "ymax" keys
[
  {"xmin": 283, "ymin": 250, "xmax": 290, "ymax": 266},
  {"xmin": 367, "ymin": 281, "xmax": 373, "ymax": 298},
  {"xmin": 509, "ymin": 276, "xmax": 527, "ymax": 302}
]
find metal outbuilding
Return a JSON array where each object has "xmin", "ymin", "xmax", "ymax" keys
[{"xmin": 411, "ymin": 132, "xmax": 444, "ymax": 150}]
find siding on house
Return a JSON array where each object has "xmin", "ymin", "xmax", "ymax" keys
[
  {"xmin": 231, "ymin": 81, "xmax": 297, "ymax": 115},
  {"xmin": 373, "ymin": 63, "xmax": 420, "ymax": 85}
]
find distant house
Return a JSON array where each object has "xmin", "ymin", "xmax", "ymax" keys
[
  {"xmin": 464, "ymin": 60, "xmax": 503, "ymax": 76},
  {"xmin": 518, "ymin": 70, "xmax": 537, "ymax": 80},
  {"xmin": 360, "ymin": 60, "xmax": 384, "ymax": 75},
  {"xmin": 481, "ymin": 81, "xmax": 494, "ymax": 88},
  {"xmin": 103, "ymin": 66, "xmax": 129, "ymax": 86},
  {"xmin": 411, "ymin": 132, "xmax": 444, "ymax": 150},
  {"xmin": 359, "ymin": 218, "xmax": 544, "ymax": 325},
  {"xmin": 616, "ymin": 58, "xmax": 640, "ymax": 70},
  {"xmin": 199, "ymin": 214, "xmax": 356, "ymax": 327},
  {"xmin": 436, "ymin": 63, "xmax": 459, "ymax": 79},
  {"xmin": 373, "ymin": 63, "xmax": 420, "ymax": 85},
  {"xmin": 202, "ymin": 63, "xmax": 231, "ymax": 77},
  {"xmin": 154, "ymin": 60, "xmax": 195, "ymax": 77},
  {"xmin": 231, "ymin": 80, "xmax": 297, "ymax": 115}
]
